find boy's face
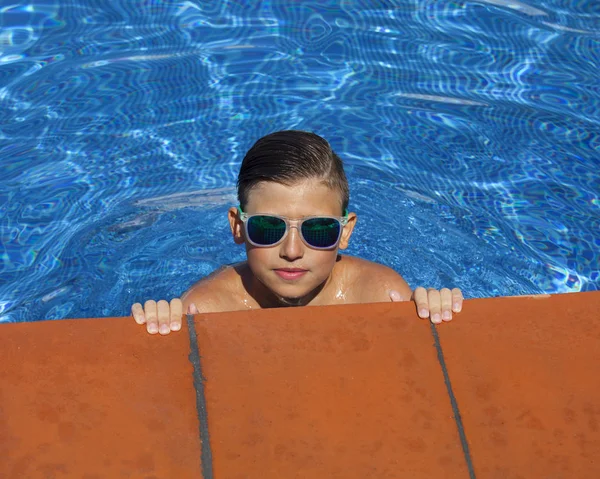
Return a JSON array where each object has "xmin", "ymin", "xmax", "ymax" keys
[{"xmin": 228, "ymin": 179, "xmax": 356, "ymax": 303}]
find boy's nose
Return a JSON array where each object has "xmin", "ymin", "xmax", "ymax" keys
[{"xmin": 279, "ymin": 226, "xmax": 304, "ymax": 260}]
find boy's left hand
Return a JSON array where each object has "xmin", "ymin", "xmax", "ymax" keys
[{"xmin": 389, "ymin": 287, "xmax": 463, "ymax": 324}]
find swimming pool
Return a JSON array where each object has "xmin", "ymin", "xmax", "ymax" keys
[{"xmin": 1, "ymin": 1, "xmax": 598, "ymax": 322}]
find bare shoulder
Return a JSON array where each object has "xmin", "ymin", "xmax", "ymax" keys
[
  {"xmin": 340, "ymin": 255, "xmax": 412, "ymax": 303},
  {"xmin": 181, "ymin": 263, "xmax": 247, "ymax": 313}
]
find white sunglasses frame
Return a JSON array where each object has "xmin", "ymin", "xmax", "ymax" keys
[{"xmin": 237, "ymin": 208, "xmax": 349, "ymax": 250}]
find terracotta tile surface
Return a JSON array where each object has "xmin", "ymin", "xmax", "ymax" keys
[
  {"xmin": 194, "ymin": 302, "xmax": 469, "ymax": 479},
  {"xmin": 436, "ymin": 292, "xmax": 600, "ymax": 479},
  {"xmin": 2, "ymin": 291, "xmax": 599, "ymax": 478},
  {"xmin": 0, "ymin": 317, "xmax": 203, "ymax": 479}
]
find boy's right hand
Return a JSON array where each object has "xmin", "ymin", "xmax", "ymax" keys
[{"xmin": 131, "ymin": 299, "xmax": 199, "ymax": 335}]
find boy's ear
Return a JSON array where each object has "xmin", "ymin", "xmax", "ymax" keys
[
  {"xmin": 228, "ymin": 207, "xmax": 245, "ymax": 244},
  {"xmin": 338, "ymin": 212, "xmax": 357, "ymax": 250}
]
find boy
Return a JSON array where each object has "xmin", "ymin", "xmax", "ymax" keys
[{"xmin": 131, "ymin": 130, "xmax": 463, "ymax": 335}]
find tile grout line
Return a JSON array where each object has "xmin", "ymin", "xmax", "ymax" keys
[
  {"xmin": 186, "ymin": 314, "xmax": 214, "ymax": 479},
  {"xmin": 430, "ymin": 322, "xmax": 477, "ymax": 479}
]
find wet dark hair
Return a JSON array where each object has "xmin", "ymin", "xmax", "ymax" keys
[{"xmin": 237, "ymin": 130, "xmax": 349, "ymax": 212}]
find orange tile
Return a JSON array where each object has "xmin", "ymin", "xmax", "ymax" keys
[
  {"xmin": 436, "ymin": 292, "xmax": 600, "ymax": 479},
  {"xmin": 194, "ymin": 302, "xmax": 470, "ymax": 479},
  {"xmin": 0, "ymin": 317, "xmax": 203, "ymax": 479},
  {"xmin": 3, "ymin": 291, "xmax": 598, "ymax": 478}
]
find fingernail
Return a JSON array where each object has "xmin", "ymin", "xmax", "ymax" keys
[
  {"xmin": 442, "ymin": 311, "xmax": 451, "ymax": 320},
  {"xmin": 432, "ymin": 313, "xmax": 441, "ymax": 324},
  {"xmin": 454, "ymin": 302, "xmax": 462, "ymax": 312},
  {"xmin": 419, "ymin": 309, "xmax": 428, "ymax": 318},
  {"xmin": 171, "ymin": 323, "xmax": 181, "ymax": 331},
  {"xmin": 159, "ymin": 324, "xmax": 169, "ymax": 334},
  {"xmin": 148, "ymin": 324, "xmax": 158, "ymax": 334}
]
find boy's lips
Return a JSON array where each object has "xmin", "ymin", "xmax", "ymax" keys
[{"xmin": 274, "ymin": 268, "xmax": 308, "ymax": 280}]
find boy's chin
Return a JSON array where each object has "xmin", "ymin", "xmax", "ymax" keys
[
  {"xmin": 271, "ymin": 285, "xmax": 312, "ymax": 303},
  {"xmin": 251, "ymin": 270, "xmax": 327, "ymax": 306}
]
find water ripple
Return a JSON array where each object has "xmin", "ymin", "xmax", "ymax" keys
[{"xmin": 0, "ymin": 0, "xmax": 598, "ymax": 322}]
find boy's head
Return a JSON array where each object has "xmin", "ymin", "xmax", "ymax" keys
[
  {"xmin": 237, "ymin": 130, "xmax": 349, "ymax": 214},
  {"xmin": 228, "ymin": 130, "xmax": 357, "ymax": 305}
]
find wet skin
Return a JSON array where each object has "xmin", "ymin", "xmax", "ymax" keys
[{"xmin": 131, "ymin": 179, "xmax": 464, "ymax": 334}]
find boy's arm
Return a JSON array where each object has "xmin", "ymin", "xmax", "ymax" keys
[
  {"xmin": 356, "ymin": 262, "xmax": 412, "ymax": 303},
  {"xmin": 180, "ymin": 280, "xmax": 228, "ymax": 314},
  {"xmin": 131, "ymin": 266, "xmax": 238, "ymax": 335},
  {"xmin": 356, "ymin": 262, "xmax": 463, "ymax": 324}
]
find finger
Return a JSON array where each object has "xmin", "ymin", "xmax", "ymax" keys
[
  {"xmin": 157, "ymin": 300, "xmax": 170, "ymax": 335},
  {"xmin": 144, "ymin": 300, "xmax": 159, "ymax": 334},
  {"xmin": 427, "ymin": 289, "xmax": 442, "ymax": 324},
  {"xmin": 452, "ymin": 288, "xmax": 464, "ymax": 312},
  {"xmin": 413, "ymin": 287, "xmax": 429, "ymax": 319},
  {"xmin": 440, "ymin": 288, "xmax": 453, "ymax": 322},
  {"xmin": 131, "ymin": 303, "xmax": 146, "ymax": 325},
  {"xmin": 170, "ymin": 298, "xmax": 183, "ymax": 332},
  {"xmin": 187, "ymin": 302, "xmax": 199, "ymax": 315},
  {"xmin": 389, "ymin": 290, "xmax": 403, "ymax": 302}
]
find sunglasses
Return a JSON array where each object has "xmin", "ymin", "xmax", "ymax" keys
[{"xmin": 237, "ymin": 206, "xmax": 349, "ymax": 250}]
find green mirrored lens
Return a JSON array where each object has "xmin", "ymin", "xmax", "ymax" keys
[
  {"xmin": 301, "ymin": 218, "xmax": 340, "ymax": 248},
  {"xmin": 247, "ymin": 215, "xmax": 286, "ymax": 245}
]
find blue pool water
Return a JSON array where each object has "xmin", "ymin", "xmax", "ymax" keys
[{"xmin": 1, "ymin": 1, "xmax": 598, "ymax": 322}]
